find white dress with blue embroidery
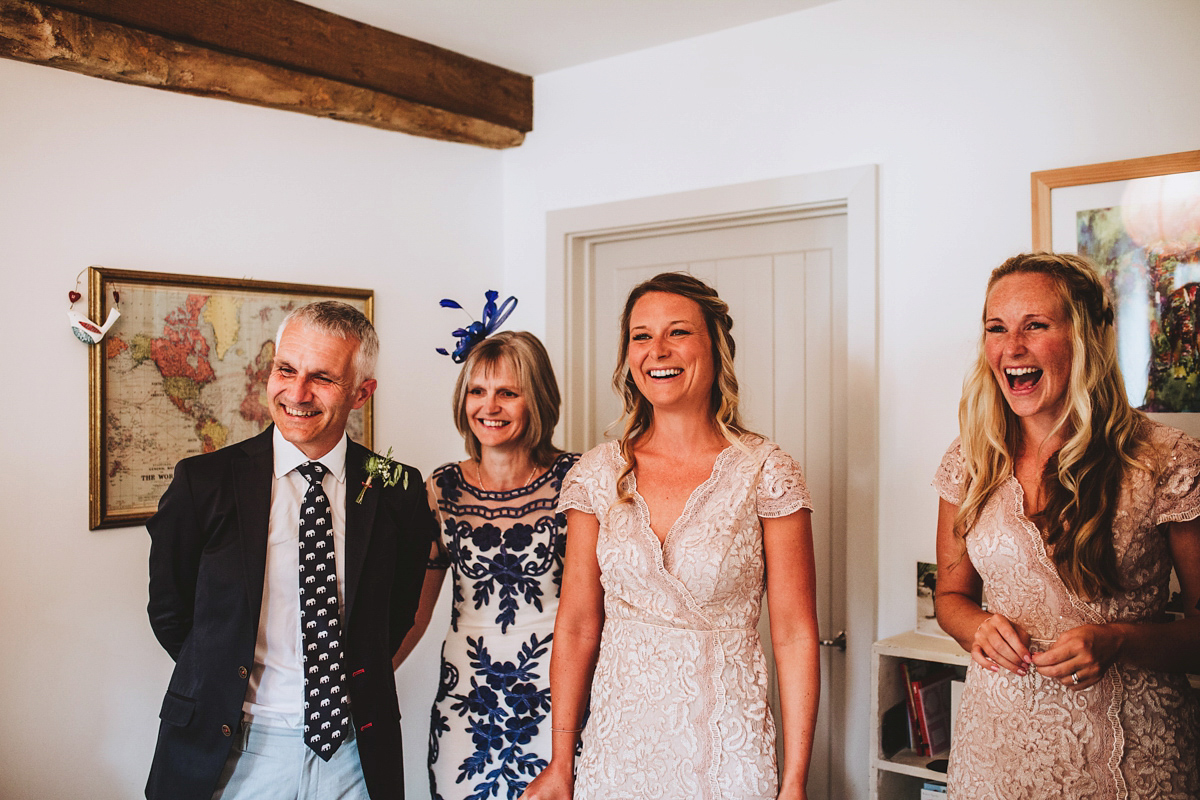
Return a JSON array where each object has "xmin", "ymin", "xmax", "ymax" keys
[{"xmin": 426, "ymin": 452, "xmax": 579, "ymax": 800}]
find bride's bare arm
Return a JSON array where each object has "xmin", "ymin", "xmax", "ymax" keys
[
  {"xmin": 935, "ymin": 498, "xmax": 1032, "ymax": 675},
  {"xmin": 520, "ymin": 509, "xmax": 605, "ymax": 800},
  {"xmin": 763, "ymin": 508, "xmax": 820, "ymax": 800}
]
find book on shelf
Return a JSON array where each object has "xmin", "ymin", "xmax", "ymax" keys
[
  {"xmin": 899, "ymin": 659, "xmax": 957, "ymax": 757},
  {"xmin": 914, "ymin": 669, "xmax": 955, "ymax": 756},
  {"xmin": 920, "ymin": 781, "xmax": 948, "ymax": 799},
  {"xmin": 899, "ymin": 661, "xmax": 928, "ymax": 755}
]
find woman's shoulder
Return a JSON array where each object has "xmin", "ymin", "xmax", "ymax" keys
[
  {"xmin": 427, "ymin": 460, "xmax": 466, "ymax": 500},
  {"xmin": 553, "ymin": 450, "xmax": 582, "ymax": 468},
  {"xmin": 573, "ymin": 441, "xmax": 620, "ymax": 469},
  {"xmin": 1136, "ymin": 416, "xmax": 1200, "ymax": 475},
  {"xmin": 547, "ymin": 451, "xmax": 582, "ymax": 481},
  {"xmin": 428, "ymin": 461, "xmax": 464, "ymax": 484},
  {"xmin": 932, "ymin": 437, "xmax": 966, "ymax": 503},
  {"xmin": 735, "ymin": 432, "xmax": 794, "ymax": 465},
  {"xmin": 1139, "ymin": 416, "xmax": 1197, "ymax": 451}
]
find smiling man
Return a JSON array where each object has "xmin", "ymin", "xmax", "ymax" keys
[{"xmin": 146, "ymin": 301, "xmax": 436, "ymax": 800}]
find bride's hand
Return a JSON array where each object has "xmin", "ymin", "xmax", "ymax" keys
[
  {"xmin": 1030, "ymin": 623, "xmax": 1123, "ymax": 690},
  {"xmin": 972, "ymin": 613, "xmax": 1033, "ymax": 676},
  {"xmin": 519, "ymin": 762, "xmax": 573, "ymax": 800}
]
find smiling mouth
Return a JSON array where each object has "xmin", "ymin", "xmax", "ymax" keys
[
  {"xmin": 478, "ymin": 419, "xmax": 510, "ymax": 428},
  {"xmin": 283, "ymin": 404, "xmax": 319, "ymax": 418},
  {"xmin": 1005, "ymin": 366, "xmax": 1043, "ymax": 391},
  {"xmin": 648, "ymin": 368, "xmax": 683, "ymax": 379}
]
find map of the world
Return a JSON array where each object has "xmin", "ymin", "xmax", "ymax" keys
[{"xmin": 102, "ymin": 282, "xmax": 369, "ymax": 521}]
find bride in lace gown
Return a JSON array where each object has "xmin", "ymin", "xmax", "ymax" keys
[
  {"xmin": 934, "ymin": 253, "xmax": 1200, "ymax": 800},
  {"xmin": 521, "ymin": 273, "xmax": 820, "ymax": 800}
]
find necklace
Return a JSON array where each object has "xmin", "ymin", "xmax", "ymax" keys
[{"xmin": 475, "ymin": 461, "xmax": 538, "ymax": 492}]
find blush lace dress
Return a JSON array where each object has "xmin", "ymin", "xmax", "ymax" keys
[
  {"xmin": 557, "ymin": 435, "xmax": 811, "ymax": 800},
  {"xmin": 426, "ymin": 452, "xmax": 579, "ymax": 800},
  {"xmin": 933, "ymin": 420, "xmax": 1200, "ymax": 800}
]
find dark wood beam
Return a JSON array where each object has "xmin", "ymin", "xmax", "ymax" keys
[{"xmin": 0, "ymin": 0, "xmax": 530, "ymax": 148}]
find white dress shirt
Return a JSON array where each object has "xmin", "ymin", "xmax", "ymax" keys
[{"xmin": 243, "ymin": 428, "xmax": 350, "ymax": 726}]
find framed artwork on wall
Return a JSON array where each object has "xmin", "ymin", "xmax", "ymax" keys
[
  {"xmin": 88, "ymin": 267, "xmax": 373, "ymax": 530},
  {"xmin": 1032, "ymin": 150, "xmax": 1200, "ymax": 428}
]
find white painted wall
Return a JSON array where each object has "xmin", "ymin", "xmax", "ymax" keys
[
  {"xmin": 0, "ymin": 59, "xmax": 502, "ymax": 800},
  {"xmin": 504, "ymin": 0, "xmax": 1200, "ymax": 644},
  {"xmin": 7, "ymin": 0, "xmax": 1200, "ymax": 796}
]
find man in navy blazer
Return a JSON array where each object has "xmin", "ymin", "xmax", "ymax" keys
[{"xmin": 146, "ymin": 301, "xmax": 435, "ymax": 800}]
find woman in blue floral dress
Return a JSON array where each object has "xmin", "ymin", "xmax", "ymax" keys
[{"xmin": 394, "ymin": 331, "xmax": 577, "ymax": 800}]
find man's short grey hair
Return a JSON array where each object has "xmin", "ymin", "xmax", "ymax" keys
[{"xmin": 276, "ymin": 301, "xmax": 379, "ymax": 383}]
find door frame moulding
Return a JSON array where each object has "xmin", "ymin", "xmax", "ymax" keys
[{"xmin": 545, "ymin": 165, "xmax": 879, "ymax": 799}]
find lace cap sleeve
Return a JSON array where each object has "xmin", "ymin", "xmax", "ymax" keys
[
  {"xmin": 1152, "ymin": 428, "xmax": 1200, "ymax": 526},
  {"xmin": 933, "ymin": 439, "xmax": 966, "ymax": 506},
  {"xmin": 756, "ymin": 448, "xmax": 812, "ymax": 518},
  {"xmin": 557, "ymin": 446, "xmax": 600, "ymax": 516}
]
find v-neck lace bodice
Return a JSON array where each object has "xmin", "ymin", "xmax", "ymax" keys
[
  {"xmin": 558, "ymin": 435, "xmax": 810, "ymax": 799},
  {"xmin": 933, "ymin": 421, "xmax": 1200, "ymax": 800},
  {"xmin": 630, "ymin": 442, "xmax": 735, "ymax": 548}
]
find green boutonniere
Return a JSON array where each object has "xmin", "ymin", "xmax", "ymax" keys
[{"xmin": 356, "ymin": 447, "xmax": 406, "ymax": 504}]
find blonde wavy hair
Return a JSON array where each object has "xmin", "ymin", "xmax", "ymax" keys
[
  {"xmin": 610, "ymin": 273, "xmax": 751, "ymax": 505},
  {"xmin": 956, "ymin": 252, "xmax": 1147, "ymax": 599}
]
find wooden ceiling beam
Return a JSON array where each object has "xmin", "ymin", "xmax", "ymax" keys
[{"xmin": 0, "ymin": 0, "xmax": 530, "ymax": 148}]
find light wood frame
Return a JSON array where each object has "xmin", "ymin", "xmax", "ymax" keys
[
  {"xmin": 88, "ymin": 266, "xmax": 373, "ymax": 529},
  {"xmin": 1032, "ymin": 150, "xmax": 1200, "ymax": 249}
]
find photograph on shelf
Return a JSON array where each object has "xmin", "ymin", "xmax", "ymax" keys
[
  {"xmin": 916, "ymin": 561, "xmax": 951, "ymax": 639},
  {"xmin": 87, "ymin": 266, "xmax": 373, "ymax": 529},
  {"xmin": 1032, "ymin": 150, "xmax": 1200, "ymax": 429}
]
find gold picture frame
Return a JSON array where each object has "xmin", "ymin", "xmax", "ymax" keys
[
  {"xmin": 1031, "ymin": 151, "xmax": 1200, "ymax": 419},
  {"xmin": 88, "ymin": 267, "xmax": 374, "ymax": 530}
]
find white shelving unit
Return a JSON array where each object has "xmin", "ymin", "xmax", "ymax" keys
[{"xmin": 870, "ymin": 631, "xmax": 969, "ymax": 800}]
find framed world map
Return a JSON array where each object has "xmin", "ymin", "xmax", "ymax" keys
[{"xmin": 88, "ymin": 267, "xmax": 373, "ymax": 529}]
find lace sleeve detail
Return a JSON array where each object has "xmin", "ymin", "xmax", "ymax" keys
[
  {"xmin": 1152, "ymin": 428, "xmax": 1200, "ymax": 526},
  {"xmin": 756, "ymin": 448, "xmax": 812, "ymax": 518},
  {"xmin": 557, "ymin": 447, "xmax": 599, "ymax": 515},
  {"xmin": 932, "ymin": 438, "xmax": 966, "ymax": 506}
]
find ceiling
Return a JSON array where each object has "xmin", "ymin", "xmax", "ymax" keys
[{"xmin": 300, "ymin": 0, "xmax": 835, "ymax": 76}]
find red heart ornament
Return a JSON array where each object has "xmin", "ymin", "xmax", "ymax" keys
[{"xmin": 68, "ymin": 290, "xmax": 82, "ymax": 303}]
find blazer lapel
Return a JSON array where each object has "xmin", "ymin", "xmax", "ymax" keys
[
  {"xmin": 343, "ymin": 440, "xmax": 377, "ymax": 625},
  {"xmin": 233, "ymin": 427, "xmax": 274, "ymax": 625}
]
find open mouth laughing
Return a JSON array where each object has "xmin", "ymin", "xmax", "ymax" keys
[
  {"xmin": 477, "ymin": 418, "xmax": 511, "ymax": 428},
  {"xmin": 648, "ymin": 368, "xmax": 683, "ymax": 379},
  {"xmin": 1004, "ymin": 366, "xmax": 1042, "ymax": 391}
]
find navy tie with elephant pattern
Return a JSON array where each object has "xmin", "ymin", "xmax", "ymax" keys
[{"xmin": 297, "ymin": 461, "xmax": 350, "ymax": 760}]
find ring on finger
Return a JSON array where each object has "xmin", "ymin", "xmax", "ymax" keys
[{"xmin": 1071, "ymin": 671, "xmax": 1080, "ymax": 685}]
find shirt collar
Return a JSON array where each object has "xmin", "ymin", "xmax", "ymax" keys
[{"xmin": 272, "ymin": 427, "xmax": 348, "ymax": 483}]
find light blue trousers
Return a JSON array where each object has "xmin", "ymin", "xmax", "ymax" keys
[{"xmin": 211, "ymin": 719, "xmax": 370, "ymax": 800}]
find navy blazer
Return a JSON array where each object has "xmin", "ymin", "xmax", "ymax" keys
[{"xmin": 145, "ymin": 427, "xmax": 435, "ymax": 800}]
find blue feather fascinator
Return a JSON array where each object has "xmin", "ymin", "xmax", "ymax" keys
[{"xmin": 435, "ymin": 290, "xmax": 518, "ymax": 363}]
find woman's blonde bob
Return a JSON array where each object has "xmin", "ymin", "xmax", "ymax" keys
[{"xmin": 451, "ymin": 331, "xmax": 563, "ymax": 467}]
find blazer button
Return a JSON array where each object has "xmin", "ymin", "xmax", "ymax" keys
[
  {"xmin": 238, "ymin": 666, "xmax": 248, "ymax": 679},
  {"xmin": 221, "ymin": 724, "xmax": 232, "ymax": 737}
]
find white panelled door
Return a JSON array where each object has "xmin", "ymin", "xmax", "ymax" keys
[{"xmin": 586, "ymin": 212, "xmax": 849, "ymax": 799}]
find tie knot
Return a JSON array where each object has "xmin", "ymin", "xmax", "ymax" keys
[{"xmin": 297, "ymin": 461, "xmax": 326, "ymax": 484}]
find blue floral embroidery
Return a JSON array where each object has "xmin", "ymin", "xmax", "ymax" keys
[
  {"xmin": 432, "ymin": 634, "xmax": 553, "ymax": 800},
  {"xmin": 428, "ymin": 453, "xmax": 578, "ymax": 800}
]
